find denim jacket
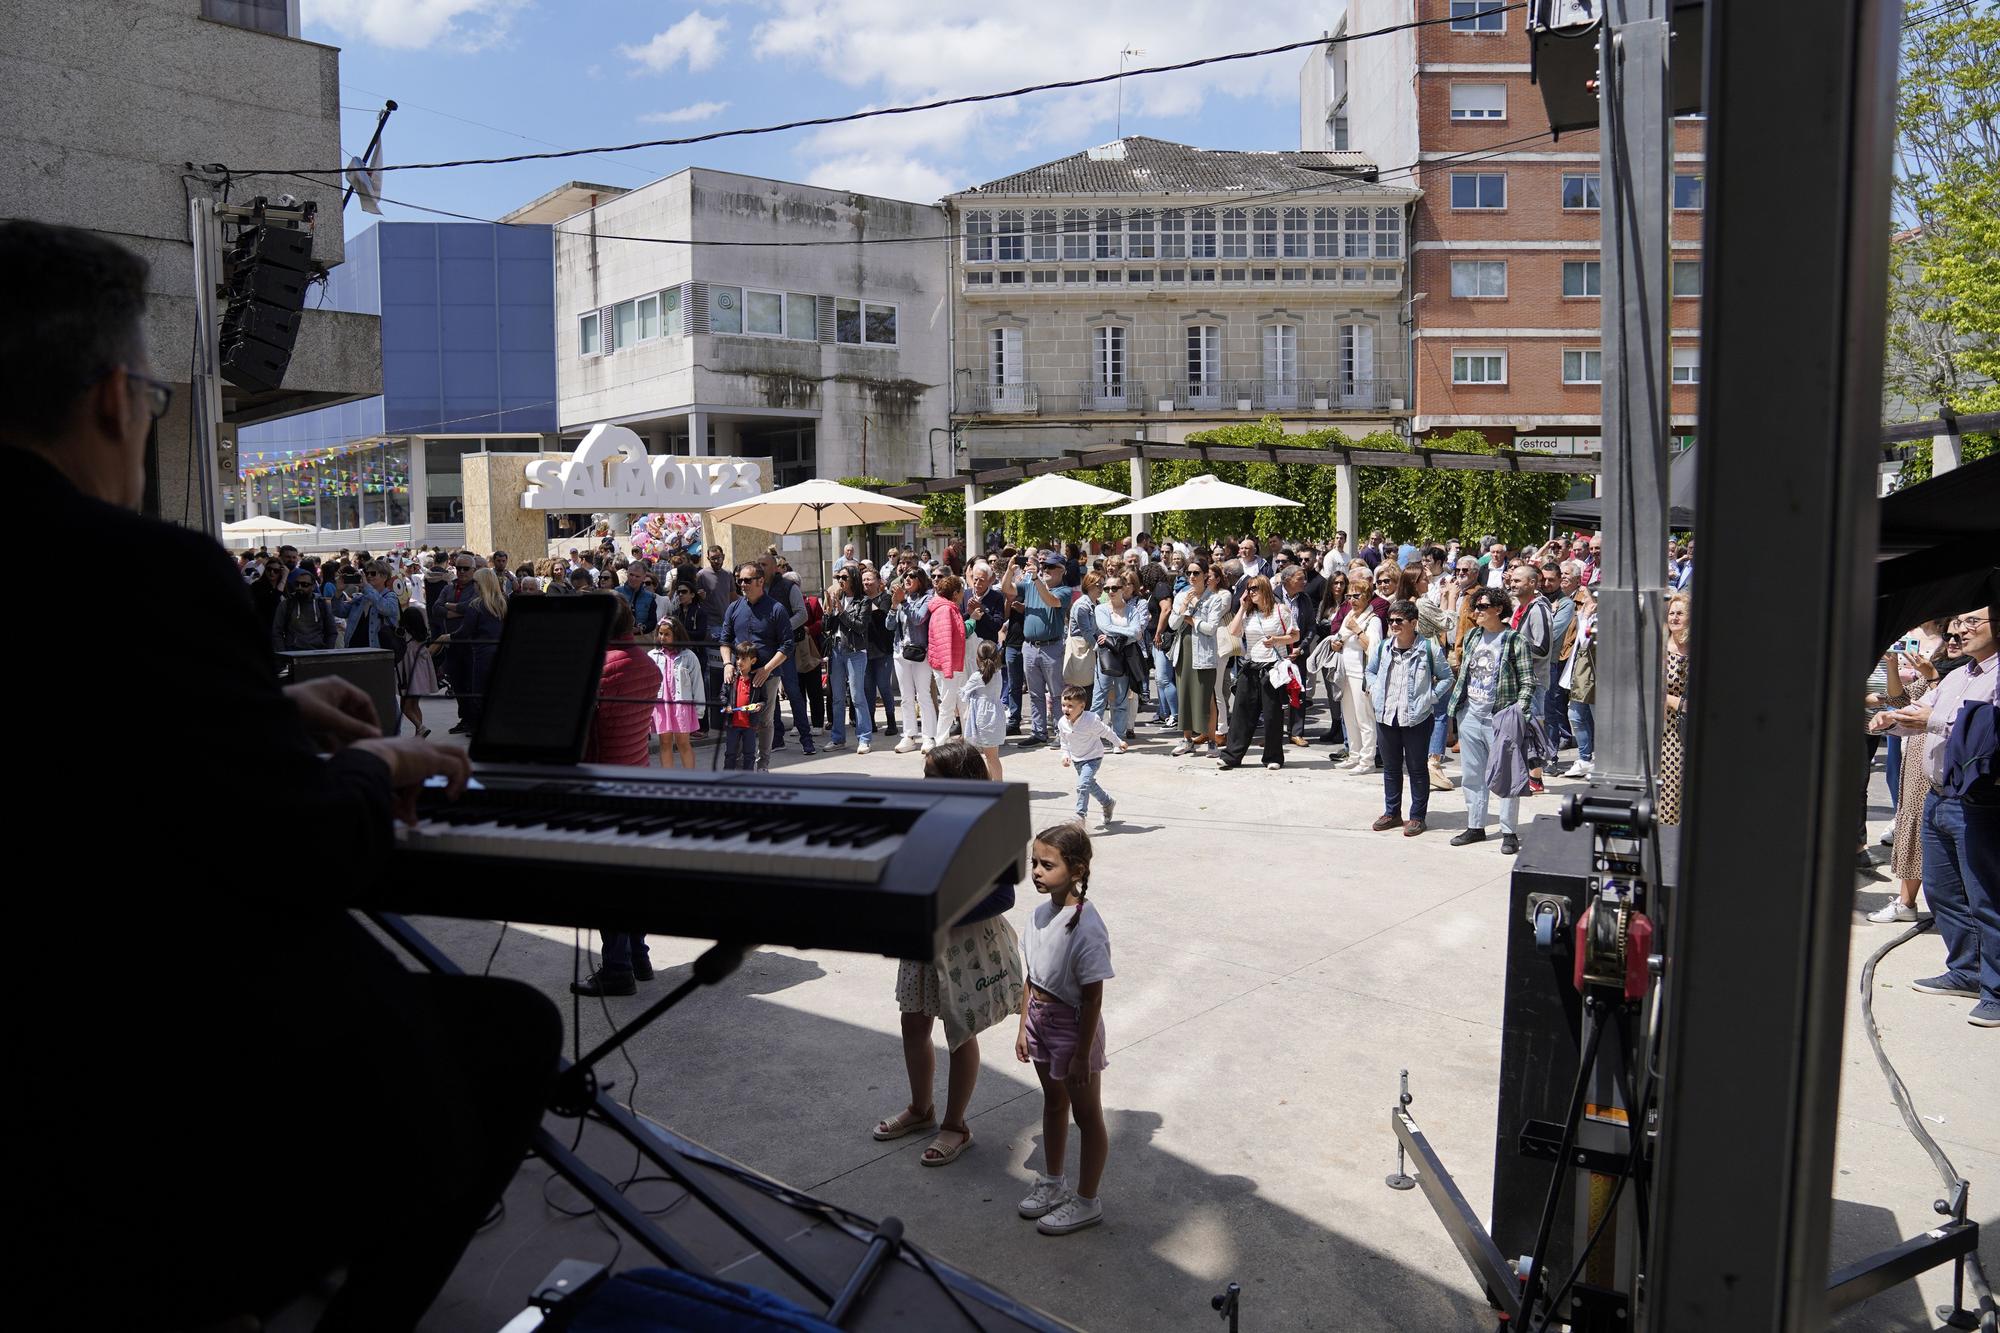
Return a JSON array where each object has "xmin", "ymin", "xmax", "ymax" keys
[{"xmin": 1366, "ymin": 636, "xmax": 1455, "ymax": 726}]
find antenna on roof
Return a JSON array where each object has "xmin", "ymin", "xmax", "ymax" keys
[{"xmin": 1116, "ymin": 47, "xmax": 1145, "ymax": 138}]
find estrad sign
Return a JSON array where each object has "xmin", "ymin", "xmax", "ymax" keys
[{"xmin": 521, "ymin": 423, "xmax": 764, "ymax": 511}]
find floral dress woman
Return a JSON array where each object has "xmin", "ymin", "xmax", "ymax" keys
[{"xmin": 1659, "ymin": 594, "xmax": 1693, "ymax": 825}]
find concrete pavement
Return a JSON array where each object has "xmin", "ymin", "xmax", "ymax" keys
[{"xmin": 406, "ymin": 701, "xmax": 1996, "ymax": 1331}]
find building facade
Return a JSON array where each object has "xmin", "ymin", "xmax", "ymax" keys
[
  {"xmin": 1, "ymin": 0, "xmax": 381, "ymax": 525},
  {"xmin": 234, "ymin": 213, "xmax": 572, "ymax": 550},
  {"xmin": 1304, "ymin": 0, "xmax": 1704, "ymax": 452},
  {"xmin": 553, "ymin": 169, "xmax": 949, "ymax": 487},
  {"xmin": 944, "ymin": 137, "xmax": 1417, "ymax": 466}
]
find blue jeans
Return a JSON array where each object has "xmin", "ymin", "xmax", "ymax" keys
[
  {"xmin": 724, "ymin": 726, "xmax": 756, "ymax": 769},
  {"xmin": 1153, "ymin": 644, "xmax": 1179, "ymax": 722},
  {"xmin": 1456, "ymin": 708, "xmax": 1519, "ymax": 834},
  {"xmin": 1004, "ymin": 642, "xmax": 1025, "ymax": 727},
  {"xmin": 1568, "ymin": 700, "xmax": 1595, "ymax": 763},
  {"xmin": 1098, "ymin": 672, "xmax": 1134, "ymax": 739},
  {"xmin": 1922, "ymin": 791, "xmax": 2000, "ymax": 1001},
  {"xmin": 773, "ymin": 654, "xmax": 813, "ymax": 750},
  {"xmin": 1885, "ymin": 735, "xmax": 1902, "ymax": 816},
  {"xmin": 1073, "ymin": 757, "xmax": 1112, "ymax": 816},
  {"xmin": 1023, "ymin": 640, "xmax": 1063, "ymax": 739},
  {"xmin": 1380, "ymin": 719, "xmax": 1433, "ymax": 820},
  {"xmin": 600, "ymin": 930, "xmax": 651, "ymax": 976},
  {"xmin": 1429, "ymin": 705, "xmax": 1450, "ymax": 759},
  {"xmin": 866, "ymin": 654, "xmax": 897, "ymax": 731},
  {"xmin": 1544, "ymin": 683, "xmax": 1572, "ymax": 749},
  {"xmin": 829, "ymin": 649, "xmax": 872, "ymax": 745}
]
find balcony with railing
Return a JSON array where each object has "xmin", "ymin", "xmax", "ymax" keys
[
  {"xmin": 1073, "ymin": 380, "xmax": 1149, "ymax": 413},
  {"xmin": 961, "ymin": 382, "xmax": 1041, "ymax": 414}
]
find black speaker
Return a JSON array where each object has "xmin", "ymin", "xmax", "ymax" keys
[
  {"xmin": 220, "ymin": 335, "xmax": 292, "ymax": 395},
  {"xmin": 279, "ymin": 648, "xmax": 400, "ymax": 735},
  {"xmin": 220, "ymin": 222, "xmax": 314, "ymax": 394}
]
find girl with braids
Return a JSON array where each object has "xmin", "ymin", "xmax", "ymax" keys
[{"xmin": 1015, "ymin": 823, "xmax": 1114, "ymax": 1235}]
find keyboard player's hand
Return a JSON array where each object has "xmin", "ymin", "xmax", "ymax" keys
[
  {"xmin": 285, "ymin": 677, "xmax": 382, "ymax": 749},
  {"xmin": 350, "ymin": 737, "xmax": 472, "ymax": 826}
]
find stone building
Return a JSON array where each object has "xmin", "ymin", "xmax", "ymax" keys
[
  {"xmin": 0, "ymin": 0, "xmax": 382, "ymax": 527},
  {"xmin": 552, "ymin": 169, "xmax": 950, "ymax": 486},
  {"xmin": 942, "ymin": 136, "xmax": 1417, "ymax": 466}
]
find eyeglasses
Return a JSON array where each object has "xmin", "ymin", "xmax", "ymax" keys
[
  {"xmin": 1943, "ymin": 634, "xmax": 1963, "ymax": 643},
  {"xmin": 124, "ymin": 368, "xmax": 173, "ymax": 422},
  {"xmin": 1387, "ymin": 617, "xmax": 1411, "ymax": 625}
]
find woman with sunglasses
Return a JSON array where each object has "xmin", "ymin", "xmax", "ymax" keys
[
  {"xmin": 1310, "ymin": 569, "xmax": 1351, "ymax": 749},
  {"xmin": 1168, "ymin": 561, "xmax": 1231, "ymax": 757},
  {"xmin": 1215, "ymin": 574, "xmax": 1297, "ymax": 771},
  {"xmin": 1332, "ymin": 562, "xmax": 1394, "ymax": 774},
  {"xmin": 1093, "ymin": 571, "xmax": 1145, "ymax": 751}
]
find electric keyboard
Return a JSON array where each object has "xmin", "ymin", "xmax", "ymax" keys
[{"xmin": 375, "ymin": 765, "xmax": 1031, "ymax": 960}]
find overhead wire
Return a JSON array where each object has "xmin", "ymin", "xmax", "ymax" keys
[{"xmin": 227, "ymin": 4, "xmax": 1526, "ymax": 179}]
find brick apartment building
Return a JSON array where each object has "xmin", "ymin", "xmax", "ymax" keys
[{"xmin": 1303, "ymin": 0, "xmax": 1704, "ymax": 453}]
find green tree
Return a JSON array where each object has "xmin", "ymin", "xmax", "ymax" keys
[
  {"xmin": 1361, "ymin": 430, "xmax": 1576, "ymax": 548},
  {"xmin": 1886, "ymin": 2, "xmax": 2000, "ymax": 485}
]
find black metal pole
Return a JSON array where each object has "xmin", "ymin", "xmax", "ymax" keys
[{"xmin": 341, "ymin": 101, "xmax": 397, "ymax": 211}]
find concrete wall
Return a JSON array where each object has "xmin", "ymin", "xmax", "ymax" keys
[
  {"xmin": 0, "ymin": 0, "xmax": 379, "ymax": 518},
  {"xmin": 553, "ymin": 169, "xmax": 949, "ymax": 483}
]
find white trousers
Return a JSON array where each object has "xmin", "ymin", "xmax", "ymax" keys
[
  {"xmin": 1340, "ymin": 663, "xmax": 1377, "ymax": 766},
  {"xmin": 931, "ymin": 667, "xmax": 963, "ymax": 745},
  {"xmin": 894, "ymin": 654, "xmax": 938, "ymax": 741}
]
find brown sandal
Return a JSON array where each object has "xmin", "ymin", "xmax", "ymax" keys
[
  {"xmin": 872, "ymin": 1105, "xmax": 936, "ymax": 1141},
  {"xmin": 920, "ymin": 1126, "xmax": 974, "ymax": 1166}
]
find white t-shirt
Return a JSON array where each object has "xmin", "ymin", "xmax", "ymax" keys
[{"xmin": 1024, "ymin": 898, "xmax": 1114, "ymax": 1008}]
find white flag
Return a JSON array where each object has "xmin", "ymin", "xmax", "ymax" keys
[{"xmin": 345, "ymin": 135, "xmax": 384, "ymax": 214}]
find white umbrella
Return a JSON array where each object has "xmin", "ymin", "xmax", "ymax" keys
[
  {"xmin": 1103, "ymin": 473, "xmax": 1301, "ymax": 515},
  {"xmin": 706, "ymin": 478, "xmax": 924, "ymax": 589},
  {"xmin": 222, "ymin": 516, "xmax": 316, "ymax": 540},
  {"xmin": 970, "ymin": 473, "xmax": 1129, "ymax": 512}
]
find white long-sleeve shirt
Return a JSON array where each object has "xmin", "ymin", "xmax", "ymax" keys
[{"xmin": 1059, "ymin": 710, "xmax": 1121, "ymax": 762}]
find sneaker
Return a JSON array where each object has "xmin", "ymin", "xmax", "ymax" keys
[
  {"xmin": 894, "ymin": 737, "xmax": 918, "ymax": 755},
  {"xmin": 857, "ymin": 741, "xmax": 872, "ymax": 756},
  {"xmin": 1865, "ymin": 901, "xmax": 1918, "ymax": 924},
  {"xmin": 1020, "ymin": 734, "xmax": 1046, "ymax": 747},
  {"xmin": 1266, "ymin": 761, "xmax": 1283, "ymax": 770},
  {"xmin": 920, "ymin": 740, "xmax": 935, "ymax": 754},
  {"xmin": 1912, "ymin": 974, "xmax": 1979, "ymax": 998},
  {"xmin": 1527, "ymin": 778, "xmax": 1546, "ymax": 796},
  {"xmin": 1877, "ymin": 830, "xmax": 1895, "ymax": 846},
  {"xmin": 1171, "ymin": 741, "xmax": 1193, "ymax": 757},
  {"xmin": 1500, "ymin": 834, "xmax": 1520, "ymax": 855},
  {"xmin": 1450, "ymin": 829, "xmax": 1487, "ymax": 847},
  {"xmin": 1564, "ymin": 760, "xmax": 1595, "ymax": 779},
  {"xmin": 1101, "ymin": 798, "xmax": 1116, "ymax": 826},
  {"xmin": 1427, "ymin": 757, "xmax": 1456, "ymax": 791},
  {"xmin": 1018, "ymin": 1174, "xmax": 1071, "ymax": 1219},
  {"xmin": 1970, "ymin": 1000, "xmax": 2000, "ymax": 1028},
  {"xmin": 1048, "ymin": 738, "xmax": 1064, "ymax": 751},
  {"xmin": 1037, "ymin": 1194, "xmax": 1103, "ymax": 1235},
  {"xmin": 829, "ymin": 737, "xmax": 847, "ymax": 749}
]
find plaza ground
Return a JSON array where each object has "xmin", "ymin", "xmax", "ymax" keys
[{"xmin": 402, "ymin": 699, "xmax": 1997, "ymax": 1331}]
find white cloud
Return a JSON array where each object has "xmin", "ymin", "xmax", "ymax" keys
[
  {"xmin": 621, "ymin": 11, "xmax": 730, "ymax": 74},
  {"xmin": 302, "ymin": 0, "xmax": 525, "ymax": 50},
  {"xmin": 639, "ymin": 100, "xmax": 733, "ymax": 125},
  {"xmin": 805, "ymin": 152, "xmax": 962, "ymax": 204}
]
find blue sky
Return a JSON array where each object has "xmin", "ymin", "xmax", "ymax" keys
[{"xmin": 304, "ymin": 0, "xmax": 1342, "ymax": 239}]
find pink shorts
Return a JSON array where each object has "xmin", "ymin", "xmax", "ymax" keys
[{"xmin": 1025, "ymin": 991, "xmax": 1108, "ymax": 1080}]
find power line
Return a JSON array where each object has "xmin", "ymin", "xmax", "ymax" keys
[
  {"xmin": 221, "ymin": 4, "xmax": 1526, "ymax": 179},
  {"xmin": 263, "ymin": 131, "xmax": 1561, "ymax": 251},
  {"xmin": 338, "ymin": 83, "xmax": 672, "ymax": 182}
]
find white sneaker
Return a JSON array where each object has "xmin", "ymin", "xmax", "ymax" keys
[
  {"xmin": 857, "ymin": 741, "xmax": 872, "ymax": 756},
  {"xmin": 894, "ymin": 737, "xmax": 918, "ymax": 755},
  {"xmin": 1866, "ymin": 901, "xmax": 1918, "ymax": 923},
  {"xmin": 1099, "ymin": 799, "xmax": 1117, "ymax": 829},
  {"xmin": 1564, "ymin": 760, "xmax": 1594, "ymax": 779},
  {"xmin": 1036, "ymin": 1194, "xmax": 1103, "ymax": 1235},
  {"xmin": 920, "ymin": 740, "xmax": 935, "ymax": 754},
  {"xmin": 1171, "ymin": 741, "xmax": 1193, "ymax": 757},
  {"xmin": 828, "ymin": 737, "xmax": 847, "ymax": 749},
  {"xmin": 1018, "ymin": 1174, "xmax": 1071, "ymax": 1218}
]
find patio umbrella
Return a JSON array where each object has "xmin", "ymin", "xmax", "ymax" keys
[
  {"xmin": 1104, "ymin": 473, "xmax": 1301, "ymax": 544},
  {"xmin": 706, "ymin": 478, "xmax": 924, "ymax": 591},
  {"xmin": 221, "ymin": 516, "xmax": 315, "ymax": 544},
  {"xmin": 969, "ymin": 473, "xmax": 1129, "ymax": 512}
]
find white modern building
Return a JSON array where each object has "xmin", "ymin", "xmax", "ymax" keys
[
  {"xmin": 553, "ymin": 169, "xmax": 951, "ymax": 486},
  {"xmin": 943, "ymin": 137, "xmax": 1417, "ymax": 466}
]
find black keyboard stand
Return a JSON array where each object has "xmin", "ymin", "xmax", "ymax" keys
[{"xmin": 367, "ymin": 912, "xmax": 855, "ymax": 1311}]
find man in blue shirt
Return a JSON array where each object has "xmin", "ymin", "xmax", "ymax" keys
[
  {"xmin": 1015, "ymin": 554, "xmax": 1074, "ymax": 747},
  {"xmin": 721, "ymin": 563, "xmax": 793, "ymax": 770},
  {"xmin": 616, "ymin": 563, "xmax": 658, "ymax": 635}
]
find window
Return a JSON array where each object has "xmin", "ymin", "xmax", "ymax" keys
[
  {"xmin": 989, "ymin": 326, "xmax": 1023, "ymax": 400},
  {"xmin": 1340, "ymin": 323, "xmax": 1376, "ymax": 401},
  {"xmin": 963, "ymin": 210, "xmax": 992, "ymax": 262},
  {"xmin": 1062, "ymin": 209, "xmax": 1091, "ymax": 261},
  {"xmin": 1221, "ymin": 209, "xmax": 1248, "ymax": 259},
  {"xmin": 1344, "ymin": 207, "xmax": 1371, "ymax": 257},
  {"xmin": 965, "ymin": 270, "xmax": 995, "ymax": 286},
  {"xmin": 1251, "ymin": 267, "xmax": 1278, "ymax": 283},
  {"xmin": 834, "ymin": 298, "xmax": 860, "ymax": 343},
  {"xmin": 1563, "ymin": 260, "xmax": 1602, "ymax": 297},
  {"xmin": 1283, "ymin": 207, "xmax": 1310, "ymax": 258},
  {"xmin": 1092, "ymin": 326, "xmax": 1126, "ymax": 394},
  {"xmin": 663, "ymin": 287, "xmax": 683, "ymax": 337},
  {"xmin": 1032, "ymin": 269, "xmax": 1059, "ymax": 284},
  {"xmin": 709, "ymin": 285, "xmax": 742, "ymax": 334},
  {"xmin": 863, "ymin": 303, "xmax": 898, "ymax": 346},
  {"xmin": 1263, "ymin": 325, "xmax": 1299, "ymax": 391},
  {"xmin": 1306, "ymin": 208, "xmax": 1334, "ymax": 259},
  {"xmin": 1452, "ymin": 349, "xmax": 1506, "ymax": 384},
  {"xmin": 578, "ymin": 311, "xmax": 600, "ymax": 356},
  {"xmin": 1063, "ymin": 269, "xmax": 1091, "ymax": 284},
  {"xmin": 1562, "ymin": 173, "xmax": 1601, "ymax": 210},
  {"xmin": 1127, "ymin": 208, "xmax": 1156, "ymax": 260},
  {"xmin": 1159, "ymin": 209, "xmax": 1186, "ymax": 259},
  {"xmin": 1094, "ymin": 209, "xmax": 1122, "ymax": 260},
  {"xmin": 202, "ymin": 0, "xmax": 291, "ymax": 36},
  {"xmin": 1674, "ymin": 173, "xmax": 1704, "ymax": 210},
  {"xmin": 1160, "ymin": 267, "xmax": 1186, "ymax": 283},
  {"xmin": 1672, "ymin": 260, "xmax": 1702, "ymax": 296},
  {"xmin": 1562, "ymin": 348, "xmax": 1603, "ymax": 384},
  {"xmin": 1672, "ymin": 347, "xmax": 1700, "ymax": 383},
  {"xmin": 1252, "ymin": 208, "xmax": 1279, "ymax": 259},
  {"xmin": 1186, "ymin": 324, "xmax": 1221, "ymax": 403},
  {"xmin": 612, "ymin": 298, "xmax": 639, "ymax": 349},
  {"xmin": 1373, "ymin": 266, "xmax": 1398, "ymax": 283},
  {"xmin": 788, "ymin": 292, "xmax": 817, "ymax": 337},
  {"xmin": 1190, "ymin": 209, "xmax": 1217, "ymax": 259},
  {"xmin": 1221, "ymin": 267, "xmax": 1247, "ymax": 283},
  {"xmin": 1000, "ymin": 270, "xmax": 1026, "ymax": 284},
  {"xmin": 1451, "ymin": 259, "xmax": 1507, "ymax": 298},
  {"xmin": 1188, "ymin": 267, "xmax": 1216, "ymax": 283},
  {"xmin": 1451, "ymin": 173, "xmax": 1506, "ymax": 209},
  {"xmin": 1127, "ymin": 269, "xmax": 1154, "ymax": 283},
  {"xmin": 1451, "ymin": 83, "xmax": 1506, "ymax": 120},
  {"xmin": 1450, "ymin": 0, "xmax": 1504, "ymax": 31},
  {"xmin": 745, "ymin": 289, "xmax": 785, "ymax": 336},
  {"xmin": 1342, "ymin": 265, "xmax": 1369, "ymax": 283},
  {"xmin": 1095, "ymin": 269, "xmax": 1122, "ymax": 284},
  {"xmin": 987, "ymin": 209, "xmax": 1021, "ymax": 263},
  {"xmin": 1030, "ymin": 210, "xmax": 1058, "ymax": 262},
  {"xmin": 1281, "ymin": 266, "xmax": 1307, "ymax": 282},
  {"xmin": 1374, "ymin": 207, "xmax": 1402, "ymax": 258}
]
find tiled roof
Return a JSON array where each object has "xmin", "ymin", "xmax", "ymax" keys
[{"xmin": 957, "ymin": 136, "xmax": 1383, "ymax": 198}]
